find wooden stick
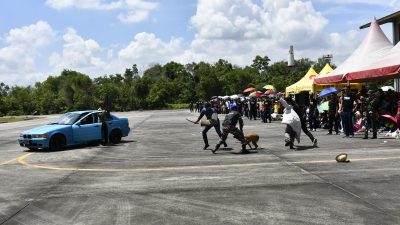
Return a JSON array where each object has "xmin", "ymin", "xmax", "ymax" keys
[{"xmin": 186, "ymin": 118, "xmax": 197, "ymax": 124}]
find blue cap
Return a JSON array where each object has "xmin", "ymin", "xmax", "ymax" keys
[{"xmin": 230, "ymin": 103, "xmax": 237, "ymax": 110}]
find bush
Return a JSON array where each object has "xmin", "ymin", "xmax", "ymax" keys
[{"xmin": 7, "ymin": 110, "xmax": 24, "ymax": 116}]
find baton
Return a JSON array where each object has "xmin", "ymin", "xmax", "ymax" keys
[{"xmin": 186, "ymin": 118, "xmax": 197, "ymax": 124}]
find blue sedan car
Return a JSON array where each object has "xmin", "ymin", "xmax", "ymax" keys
[{"xmin": 18, "ymin": 110, "xmax": 130, "ymax": 151}]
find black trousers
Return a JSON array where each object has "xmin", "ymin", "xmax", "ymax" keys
[
  {"xmin": 101, "ymin": 122, "xmax": 108, "ymax": 143},
  {"xmin": 328, "ymin": 114, "xmax": 339, "ymax": 134},
  {"xmin": 202, "ymin": 122, "xmax": 222, "ymax": 145},
  {"xmin": 300, "ymin": 118, "xmax": 314, "ymax": 142}
]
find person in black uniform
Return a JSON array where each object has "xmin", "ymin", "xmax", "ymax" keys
[
  {"xmin": 264, "ymin": 98, "xmax": 272, "ymax": 123},
  {"xmin": 213, "ymin": 104, "xmax": 248, "ymax": 154},
  {"xmin": 249, "ymin": 97, "xmax": 258, "ymax": 120},
  {"xmin": 327, "ymin": 93, "xmax": 339, "ymax": 135},
  {"xmin": 284, "ymin": 96, "xmax": 318, "ymax": 147},
  {"xmin": 195, "ymin": 102, "xmax": 226, "ymax": 150},
  {"xmin": 340, "ymin": 86, "xmax": 357, "ymax": 138},
  {"xmin": 308, "ymin": 96, "xmax": 318, "ymax": 131}
]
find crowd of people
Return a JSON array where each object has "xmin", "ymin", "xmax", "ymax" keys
[
  {"xmin": 190, "ymin": 85, "xmax": 400, "ymax": 153},
  {"xmin": 191, "ymin": 97, "xmax": 280, "ymax": 123}
]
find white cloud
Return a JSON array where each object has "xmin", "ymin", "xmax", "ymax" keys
[
  {"xmin": 49, "ymin": 28, "xmax": 105, "ymax": 74},
  {"xmin": 2, "ymin": 0, "xmax": 381, "ymax": 86},
  {"xmin": 185, "ymin": 0, "xmax": 333, "ymax": 66},
  {"xmin": 315, "ymin": 0, "xmax": 400, "ymax": 8},
  {"xmin": 117, "ymin": 32, "xmax": 183, "ymax": 65},
  {"xmin": 0, "ymin": 21, "xmax": 55, "ymax": 85},
  {"xmin": 46, "ymin": 0, "xmax": 158, "ymax": 24}
]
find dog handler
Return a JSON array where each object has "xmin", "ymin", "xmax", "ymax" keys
[
  {"xmin": 213, "ymin": 104, "xmax": 248, "ymax": 154},
  {"xmin": 195, "ymin": 102, "xmax": 226, "ymax": 150}
]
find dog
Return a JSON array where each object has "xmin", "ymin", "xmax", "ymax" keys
[
  {"xmin": 244, "ymin": 133, "xmax": 259, "ymax": 149},
  {"xmin": 385, "ymin": 129, "xmax": 400, "ymax": 139}
]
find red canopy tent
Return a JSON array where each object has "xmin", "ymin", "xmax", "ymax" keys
[
  {"xmin": 314, "ymin": 17, "xmax": 393, "ymax": 84},
  {"xmin": 345, "ymin": 42, "xmax": 400, "ymax": 82}
]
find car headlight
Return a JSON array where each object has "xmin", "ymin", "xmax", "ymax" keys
[{"xmin": 33, "ymin": 134, "xmax": 47, "ymax": 138}]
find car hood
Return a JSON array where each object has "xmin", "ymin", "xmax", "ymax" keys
[{"xmin": 21, "ymin": 124, "xmax": 70, "ymax": 134}]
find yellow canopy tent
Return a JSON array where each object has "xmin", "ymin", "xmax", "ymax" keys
[
  {"xmin": 285, "ymin": 67, "xmax": 318, "ymax": 94},
  {"xmin": 286, "ymin": 64, "xmax": 363, "ymax": 96}
]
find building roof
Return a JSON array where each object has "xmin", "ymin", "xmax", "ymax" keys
[{"xmin": 360, "ymin": 11, "xmax": 400, "ymax": 29}]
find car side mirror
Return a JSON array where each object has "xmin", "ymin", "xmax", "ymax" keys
[{"xmin": 76, "ymin": 122, "xmax": 81, "ymax": 126}]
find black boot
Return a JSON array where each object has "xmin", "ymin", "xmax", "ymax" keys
[
  {"xmin": 240, "ymin": 144, "xmax": 249, "ymax": 154},
  {"xmin": 212, "ymin": 144, "xmax": 220, "ymax": 154}
]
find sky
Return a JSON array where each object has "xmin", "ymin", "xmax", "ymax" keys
[{"xmin": 0, "ymin": 0, "xmax": 399, "ymax": 86}]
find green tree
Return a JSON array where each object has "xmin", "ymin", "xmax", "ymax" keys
[{"xmin": 251, "ymin": 55, "xmax": 270, "ymax": 73}]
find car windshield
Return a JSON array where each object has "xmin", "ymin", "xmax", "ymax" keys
[{"xmin": 49, "ymin": 112, "xmax": 83, "ymax": 125}]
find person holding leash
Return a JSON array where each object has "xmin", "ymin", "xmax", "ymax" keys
[
  {"xmin": 213, "ymin": 104, "xmax": 248, "ymax": 154},
  {"xmin": 195, "ymin": 102, "xmax": 226, "ymax": 150}
]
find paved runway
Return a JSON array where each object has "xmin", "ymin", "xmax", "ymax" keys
[{"xmin": 1, "ymin": 110, "xmax": 400, "ymax": 225}]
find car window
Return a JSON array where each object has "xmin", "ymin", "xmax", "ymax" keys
[
  {"xmin": 93, "ymin": 113, "xmax": 99, "ymax": 123},
  {"xmin": 50, "ymin": 112, "xmax": 87, "ymax": 125},
  {"xmin": 80, "ymin": 114, "xmax": 94, "ymax": 125}
]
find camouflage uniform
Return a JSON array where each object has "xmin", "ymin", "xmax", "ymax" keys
[{"xmin": 364, "ymin": 92, "xmax": 379, "ymax": 139}]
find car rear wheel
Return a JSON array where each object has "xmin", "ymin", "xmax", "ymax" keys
[
  {"xmin": 109, "ymin": 129, "xmax": 122, "ymax": 144},
  {"xmin": 49, "ymin": 134, "xmax": 66, "ymax": 151}
]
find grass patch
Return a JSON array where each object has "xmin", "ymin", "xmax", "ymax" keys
[
  {"xmin": 0, "ymin": 117, "xmax": 42, "ymax": 123},
  {"xmin": 166, "ymin": 103, "xmax": 189, "ymax": 110}
]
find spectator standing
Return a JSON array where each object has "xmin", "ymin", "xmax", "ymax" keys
[
  {"xmin": 189, "ymin": 102, "xmax": 194, "ymax": 113},
  {"xmin": 363, "ymin": 90, "xmax": 380, "ymax": 139},
  {"xmin": 339, "ymin": 86, "xmax": 357, "ymax": 138},
  {"xmin": 327, "ymin": 93, "xmax": 339, "ymax": 135},
  {"xmin": 308, "ymin": 96, "xmax": 318, "ymax": 131},
  {"xmin": 249, "ymin": 98, "xmax": 258, "ymax": 120},
  {"xmin": 264, "ymin": 98, "xmax": 272, "ymax": 123}
]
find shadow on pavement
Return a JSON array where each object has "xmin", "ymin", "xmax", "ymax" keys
[{"xmin": 294, "ymin": 145, "xmax": 316, "ymax": 151}]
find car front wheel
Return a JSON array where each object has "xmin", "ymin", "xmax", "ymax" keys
[{"xmin": 49, "ymin": 134, "xmax": 66, "ymax": 151}]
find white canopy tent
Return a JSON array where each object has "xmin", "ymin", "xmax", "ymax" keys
[
  {"xmin": 314, "ymin": 17, "xmax": 393, "ymax": 84},
  {"xmin": 345, "ymin": 40, "xmax": 400, "ymax": 82}
]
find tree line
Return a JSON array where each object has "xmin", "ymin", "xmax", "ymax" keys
[{"xmin": 0, "ymin": 55, "xmax": 333, "ymax": 116}]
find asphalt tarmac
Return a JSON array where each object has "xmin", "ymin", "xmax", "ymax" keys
[{"xmin": 1, "ymin": 110, "xmax": 400, "ymax": 225}]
